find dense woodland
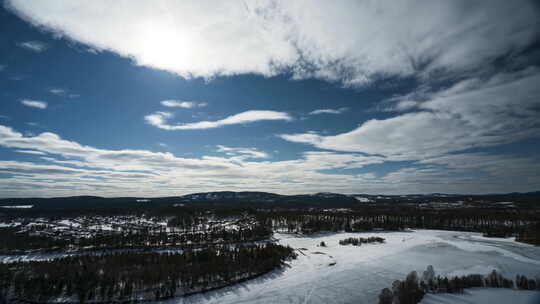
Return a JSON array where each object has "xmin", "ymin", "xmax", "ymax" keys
[
  {"xmin": 0, "ymin": 222, "xmax": 271, "ymax": 254},
  {"xmin": 0, "ymin": 243, "xmax": 296, "ymax": 303},
  {"xmin": 260, "ymin": 210, "xmax": 538, "ymax": 237},
  {"xmin": 378, "ymin": 266, "xmax": 540, "ymax": 304}
]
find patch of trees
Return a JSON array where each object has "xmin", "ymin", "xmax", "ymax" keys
[
  {"xmin": 378, "ymin": 266, "xmax": 540, "ymax": 304},
  {"xmin": 0, "ymin": 243, "xmax": 296, "ymax": 303},
  {"xmin": 338, "ymin": 236, "xmax": 385, "ymax": 246},
  {"xmin": 516, "ymin": 222, "xmax": 540, "ymax": 245},
  {"xmin": 0, "ymin": 227, "xmax": 72, "ymax": 254}
]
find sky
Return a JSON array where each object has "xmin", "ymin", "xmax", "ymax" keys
[{"xmin": 0, "ymin": 0, "xmax": 540, "ymax": 197}]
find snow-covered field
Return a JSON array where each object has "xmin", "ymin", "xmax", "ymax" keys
[{"xmin": 157, "ymin": 230, "xmax": 540, "ymax": 304}]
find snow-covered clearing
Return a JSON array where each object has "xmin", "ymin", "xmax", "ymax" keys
[
  {"xmin": 157, "ymin": 230, "xmax": 540, "ymax": 304},
  {"xmin": 421, "ymin": 288, "xmax": 540, "ymax": 304}
]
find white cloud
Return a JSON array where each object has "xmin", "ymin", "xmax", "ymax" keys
[
  {"xmin": 0, "ymin": 124, "xmax": 386, "ymax": 196},
  {"xmin": 143, "ymin": 111, "xmax": 172, "ymax": 127},
  {"xmin": 145, "ymin": 110, "xmax": 291, "ymax": 130},
  {"xmin": 6, "ymin": 1, "xmax": 539, "ymax": 85},
  {"xmin": 17, "ymin": 40, "xmax": 48, "ymax": 52},
  {"xmin": 309, "ymin": 107, "xmax": 348, "ymax": 115},
  {"xmin": 0, "ymin": 124, "xmax": 538, "ymax": 196},
  {"xmin": 161, "ymin": 100, "xmax": 207, "ymax": 108},
  {"xmin": 216, "ymin": 145, "xmax": 269, "ymax": 160},
  {"xmin": 21, "ymin": 99, "xmax": 47, "ymax": 109},
  {"xmin": 14, "ymin": 150, "xmax": 47, "ymax": 155},
  {"xmin": 49, "ymin": 88, "xmax": 65, "ymax": 95},
  {"xmin": 281, "ymin": 70, "xmax": 540, "ymax": 160}
]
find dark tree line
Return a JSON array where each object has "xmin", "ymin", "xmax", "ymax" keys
[
  {"xmin": 378, "ymin": 266, "xmax": 540, "ymax": 304},
  {"xmin": 258, "ymin": 210, "xmax": 537, "ymax": 237},
  {"xmin": 0, "ymin": 243, "xmax": 296, "ymax": 303},
  {"xmin": 338, "ymin": 236, "xmax": 385, "ymax": 246}
]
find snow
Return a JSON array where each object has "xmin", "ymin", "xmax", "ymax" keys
[
  {"xmin": 353, "ymin": 196, "xmax": 372, "ymax": 203},
  {"xmin": 446, "ymin": 265, "xmax": 500, "ymax": 277},
  {"xmin": 57, "ymin": 219, "xmax": 81, "ymax": 228},
  {"xmin": 0, "ymin": 222, "xmax": 21, "ymax": 227},
  {"xmin": 2, "ymin": 229, "xmax": 539, "ymax": 303},
  {"xmin": 421, "ymin": 288, "xmax": 540, "ymax": 304},
  {"xmin": 156, "ymin": 230, "xmax": 540, "ymax": 304},
  {"xmin": 0, "ymin": 204, "xmax": 33, "ymax": 208}
]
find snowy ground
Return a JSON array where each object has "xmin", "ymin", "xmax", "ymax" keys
[
  {"xmin": 2, "ymin": 229, "xmax": 538, "ymax": 303},
  {"xmin": 156, "ymin": 230, "xmax": 540, "ymax": 304},
  {"xmin": 421, "ymin": 288, "xmax": 540, "ymax": 304}
]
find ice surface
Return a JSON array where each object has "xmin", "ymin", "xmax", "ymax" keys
[{"xmin": 421, "ymin": 288, "xmax": 540, "ymax": 304}]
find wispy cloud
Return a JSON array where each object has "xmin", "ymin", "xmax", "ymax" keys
[
  {"xmin": 281, "ymin": 70, "xmax": 540, "ymax": 161},
  {"xmin": 21, "ymin": 99, "xmax": 47, "ymax": 109},
  {"xmin": 309, "ymin": 107, "xmax": 348, "ymax": 115},
  {"xmin": 17, "ymin": 40, "xmax": 48, "ymax": 52},
  {"xmin": 14, "ymin": 150, "xmax": 47, "ymax": 155},
  {"xmin": 0, "ymin": 124, "xmax": 539, "ymax": 196},
  {"xmin": 161, "ymin": 100, "xmax": 207, "ymax": 108},
  {"xmin": 216, "ymin": 145, "xmax": 269, "ymax": 160},
  {"xmin": 49, "ymin": 88, "xmax": 65, "ymax": 95},
  {"xmin": 145, "ymin": 110, "xmax": 292, "ymax": 130},
  {"xmin": 0, "ymin": 64, "xmax": 6, "ymax": 71}
]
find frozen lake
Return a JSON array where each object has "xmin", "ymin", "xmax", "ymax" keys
[{"xmin": 158, "ymin": 230, "xmax": 540, "ymax": 304}]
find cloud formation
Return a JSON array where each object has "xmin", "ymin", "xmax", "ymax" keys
[
  {"xmin": 145, "ymin": 110, "xmax": 292, "ymax": 130},
  {"xmin": 17, "ymin": 40, "xmax": 47, "ymax": 52},
  {"xmin": 49, "ymin": 88, "xmax": 65, "ymax": 95},
  {"xmin": 20, "ymin": 99, "xmax": 47, "ymax": 109},
  {"xmin": 216, "ymin": 145, "xmax": 269, "ymax": 160},
  {"xmin": 160, "ymin": 100, "xmax": 207, "ymax": 108},
  {"xmin": 281, "ymin": 70, "xmax": 540, "ymax": 160},
  {"xmin": 0, "ymin": 124, "xmax": 538, "ymax": 197},
  {"xmin": 0, "ymin": 124, "xmax": 384, "ymax": 196},
  {"xmin": 6, "ymin": 1, "xmax": 539, "ymax": 85},
  {"xmin": 309, "ymin": 108, "xmax": 348, "ymax": 115}
]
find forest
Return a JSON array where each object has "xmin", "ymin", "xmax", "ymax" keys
[
  {"xmin": 0, "ymin": 223, "xmax": 272, "ymax": 254},
  {"xmin": 0, "ymin": 243, "xmax": 296, "ymax": 302},
  {"xmin": 259, "ymin": 209, "xmax": 537, "ymax": 238}
]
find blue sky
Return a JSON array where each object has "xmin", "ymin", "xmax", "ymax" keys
[{"xmin": 1, "ymin": 0, "xmax": 540, "ymax": 197}]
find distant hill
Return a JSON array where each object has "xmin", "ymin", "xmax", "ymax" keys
[{"xmin": 0, "ymin": 190, "xmax": 538, "ymax": 210}]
